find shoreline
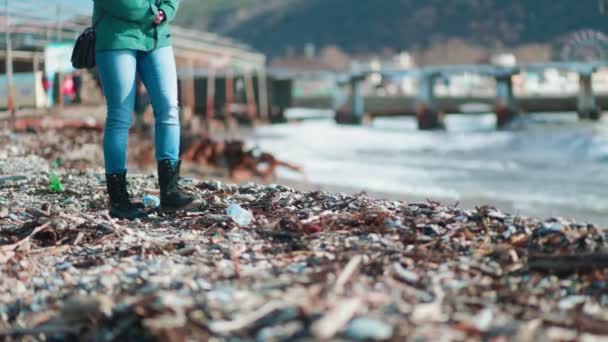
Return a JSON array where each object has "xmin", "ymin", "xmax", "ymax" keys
[
  {"xmin": 179, "ymin": 168, "xmax": 608, "ymax": 228},
  {"xmin": 6, "ymin": 111, "xmax": 606, "ymax": 227},
  {"xmin": 2, "ymin": 122, "xmax": 605, "ymax": 226},
  {"xmin": 224, "ymin": 174, "xmax": 608, "ymax": 227}
]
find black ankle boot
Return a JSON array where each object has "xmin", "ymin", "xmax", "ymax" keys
[
  {"xmin": 106, "ymin": 172, "xmax": 147, "ymax": 220},
  {"xmin": 158, "ymin": 160, "xmax": 196, "ymax": 213}
]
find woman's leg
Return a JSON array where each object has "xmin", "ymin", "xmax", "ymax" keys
[
  {"xmin": 96, "ymin": 50, "xmax": 138, "ymax": 174},
  {"xmin": 138, "ymin": 47, "xmax": 196, "ymax": 212},
  {"xmin": 95, "ymin": 50, "xmax": 147, "ymax": 220},
  {"xmin": 137, "ymin": 46, "xmax": 180, "ymax": 162}
]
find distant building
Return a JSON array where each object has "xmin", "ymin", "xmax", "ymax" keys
[
  {"xmin": 491, "ymin": 53, "xmax": 517, "ymax": 67},
  {"xmin": 271, "ymin": 45, "xmax": 351, "ymax": 72},
  {"xmin": 0, "ymin": 15, "xmax": 265, "ymax": 109}
]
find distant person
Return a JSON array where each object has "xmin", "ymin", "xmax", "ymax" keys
[
  {"xmin": 61, "ymin": 75, "xmax": 75, "ymax": 105},
  {"xmin": 93, "ymin": 0, "xmax": 194, "ymax": 220},
  {"xmin": 41, "ymin": 75, "xmax": 51, "ymax": 105},
  {"xmin": 42, "ymin": 76, "xmax": 50, "ymax": 94}
]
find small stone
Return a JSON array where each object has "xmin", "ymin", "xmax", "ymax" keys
[
  {"xmin": 487, "ymin": 210, "xmax": 506, "ymax": 220},
  {"xmin": 543, "ymin": 222, "xmax": 564, "ymax": 232},
  {"xmin": 233, "ymin": 194, "xmax": 256, "ymax": 202},
  {"xmin": 385, "ymin": 218, "xmax": 404, "ymax": 229},
  {"xmin": 558, "ymin": 295, "xmax": 586, "ymax": 310},
  {"xmin": 393, "ymin": 262, "xmax": 420, "ymax": 283},
  {"xmin": 345, "ymin": 317, "xmax": 393, "ymax": 340},
  {"xmin": 473, "ymin": 308, "xmax": 494, "ymax": 331},
  {"xmin": 0, "ymin": 206, "xmax": 8, "ymax": 219}
]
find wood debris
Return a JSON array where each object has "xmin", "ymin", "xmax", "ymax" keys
[{"xmin": 1, "ymin": 128, "xmax": 608, "ymax": 341}]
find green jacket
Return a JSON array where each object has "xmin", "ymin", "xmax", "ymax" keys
[{"xmin": 93, "ymin": 0, "xmax": 180, "ymax": 51}]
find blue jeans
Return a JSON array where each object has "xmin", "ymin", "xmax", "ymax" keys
[{"xmin": 96, "ymin": 47, "xmax": 180, "ymax": 174}]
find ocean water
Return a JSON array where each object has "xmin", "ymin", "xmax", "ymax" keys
[{"xmin": 252, "ymin": 110, "xmax": 608, "ymax": 226}]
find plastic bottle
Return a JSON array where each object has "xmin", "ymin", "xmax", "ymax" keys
[
  {"xmin": 48, "ymin": 170, "xmax": 65, "ymax": 193},
  {"xmin": 226, "ymin": 204, "xmax": 253, "ymax": 226},
  {"xmin": 142, "ymin": 195, "xmax": 161, "ymax": 208}
]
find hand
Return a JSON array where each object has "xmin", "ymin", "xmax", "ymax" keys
[{"xmin": 153, "ymin": 10, "xmax": 165, "ymax": 24}]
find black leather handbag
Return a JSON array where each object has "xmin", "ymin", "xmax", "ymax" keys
[{"xmin": 71, "ymin": 14, "xmax": 104, "ymax": 69}]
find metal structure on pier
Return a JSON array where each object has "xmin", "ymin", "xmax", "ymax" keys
[{"xmin": 336, "ymin": 61, "xmax": 608, "ymax": 130}]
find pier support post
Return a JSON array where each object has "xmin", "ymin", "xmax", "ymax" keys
[
  {"xmin": 257, "ymin": 68, "xmax": 269, "ymax": 122},
  {"xmin": 225, "ymin": 69, "xmax": 234, "ymax": 121},
  {"xmin": 268, "ymin": 78, "xmax": 292, "ymax": 123},
  {"xmin": 335, "ymin": 74, "xmax": 366, "ymax": 125},
  {"xmin": 244, "ymin": 70, "xmax": 258, "ymax": 124},
  {"xmin": 577, "ymin": 72, "xmax": 600, "ymax": 121},
  {"xmin": 495, "ymin": 74, "xmax": 517, "ymax": 129},
  {"xmin": 206, "ymin": 68, "xmax": 216, "ymax": 123},
  {"xmin": 415, "ymin": 72, "xmax": 442, "ymax": 130},
  {"xmin": 182, "ymin": 59, "xmax": 196, "ymax": 128}
]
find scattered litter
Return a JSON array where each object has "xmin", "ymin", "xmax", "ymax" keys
[
  {"xmin": 226, "ymin": 203, "xmax": 254, "ymax": 227},
  {"xmin": 1, "ymin": 128, "xmax": 608, "ymax": 341},
  {"xmin": 142, "ymin": 195, "xmax": 161, "ymax": 209},
  {"xmin": 48, "ymin": 169, "xmax": 65, "ymax": 193}
]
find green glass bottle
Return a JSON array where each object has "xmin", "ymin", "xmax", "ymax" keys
[{"xmin": 48, "ymin": 169, "xmax": 65, "ymax": 193}]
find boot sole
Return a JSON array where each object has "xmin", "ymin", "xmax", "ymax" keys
[
  {"xmin": 109, "ymin": 210, "xmax": 149, "ymax": 221},
  {"xmin": 159, "ymin": 199, "xmax": 202, "ymax": 214}
]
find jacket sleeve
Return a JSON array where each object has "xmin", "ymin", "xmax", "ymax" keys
[
  {"xmin": 158, "ymin": 0, "xmax": 180, "ymax": 23},
  {"xmin": 96, "ymin": 0, "xmax": 156, "ymax": 24}
]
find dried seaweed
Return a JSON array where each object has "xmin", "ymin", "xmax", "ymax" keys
[{"xmin": 1, "ymin": 128, "xmax": 608, "ymax": 341}]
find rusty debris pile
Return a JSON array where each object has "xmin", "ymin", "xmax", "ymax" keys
[
  {"xmin": 7, "ymin": 118, "xmax": 301, "ymax": 180},
  {"xmin": 2, "ymin": 128, "xmax": 608, "ymax": 341}
]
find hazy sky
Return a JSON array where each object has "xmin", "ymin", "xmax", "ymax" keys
[
  {"xmin": 19, "ymin": 0, "xmax": 92, "ymax": 21},
  {"xmin": 60, "ymin": 0, "xmax": 91, "ymax": 10}
]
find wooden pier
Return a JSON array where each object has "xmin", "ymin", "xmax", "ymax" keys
[{"xmin": 335, "ymin": 62, "xmax": 607, "ymax": 130}]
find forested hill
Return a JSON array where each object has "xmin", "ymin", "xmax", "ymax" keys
[{"xmin": 174, "ymin": 0, "xmax": 608, "ymax": 56}]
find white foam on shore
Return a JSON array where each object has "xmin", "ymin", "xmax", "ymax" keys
[{"xmin": 254, "ymin": 111, "xmax": 608, "ymax": 224}]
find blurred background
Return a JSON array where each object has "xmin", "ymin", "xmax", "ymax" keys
[{"xmin": 2, "ymin": 0, "xmax": 608, "ymax": 224}]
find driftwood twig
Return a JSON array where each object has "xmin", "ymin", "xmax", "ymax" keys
[{"xmin": 528, "ymin": 253, "xmax": 608, "ymax": 274}]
